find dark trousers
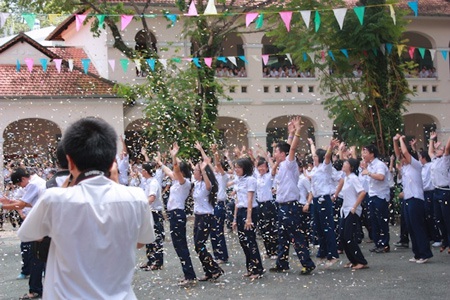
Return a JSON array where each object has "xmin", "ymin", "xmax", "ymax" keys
[
  {"xmin": 369, "ymin": 196, "xmax": 390, "ymax": 248},
  {"xmin": 424, "ymin": 190, "xmax": 441, "ymax": 242},
  {"xmin": 341, "ymin": 213, "xmax": 368, "ymax": 266},
  {"xmin": 361, "ymin": 194, "xmax": 373, "ymax": 241},
  {"xmin": 333, "ymin": 197, "xmax": 343, "ymax": 251},
  {"xmin": 398, "ymin": 197, "xmax": 410, "ymax": 244},
  {"xmin": 312, "ymin": 195, "xmax": 339, "ymax": 259},
  {"xmin": 29, "ymin": 249, "xmax": 45, "ymax": 295},
  {"xmin": 276, "ymin": 201, "xmax": 315, "ymax": 270},
  {"xmin": 404, "ymin": 198, "xmax": 433, "ymax": 259},
  {"xmin": 211, "ymin": 201, "xmax": 229, "ymax": 262},
  {"xmin": 194, "ymin": 214, "xmax": 222, "ymax": 277},
  {"xmin": 168, "ymin": 209, "xmax": 196, "ymax": 280},
  {"xmin": 433, "ymin": 188, "xmax": 450, "ymax": 247},
  {"xmin": 146, "ymin": 211, "xmax": 165, "ymax": 267},
  {"xmin": 20, "ymin": 242, "xmax": 31, "ymax": 276},
  {"xmin": 236, "ymin": 207, "xmax": 264, "ymax": 275},
  {"xmin": 257, "ymin": 200, "xmax": 278, "ymax": 257}
]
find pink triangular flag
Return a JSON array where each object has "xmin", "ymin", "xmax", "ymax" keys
[
  {"xmin": 408, "ymin": 47, "xmax": 416, "ymax": 59},
  {"xmin": 279, "ymin": 11, "xmax": 293, "ymax": 32},
  {"xmin": 108, "ymin": 59, "xmax": 116, "ymax": 71},
  {"xmin": 262, "ymin": 54, "xmax": 269, "ymax": 66},
  {"xmin": 24, "ymin": 58, "xmax": 33, "ymax": 73},
  {"xmin": 183, "ymin": 58, "xmax": 193, "ymax": 62},
  {"xmin": 54, "ymin": 59, "xmax": 62, "ymax": 73},
  {"xmin": 75, "ymin": 14, "xmax": 87, "ymax": 32},
  {"xmin": 185, "ymin": 1, "xmax": 199, "ymax": 16},
  {"xmin": 121, "ymin": 15, "xmax": 133, "ymax": 31},
  {"xmin": 204, "ymin": 57, "xmax": 213, "ymax": 68},
  {"xmin": 246, "ymin": 12, "xmax": 259, "ymax": 27}
]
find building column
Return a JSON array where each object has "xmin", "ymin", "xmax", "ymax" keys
[
  {"xmin": 0, "ymin": 137, "xmax": 4, "ymax": 192},
  {"xmin": 247, "ymin": 131, "xmax": 267, "ymax": 152},
  {"xmin": 314, "ymin": 130, "xmax": 334, "ymax": 149},
  {"xmin": 243, "ymin": 43, "xmax": 263, "ymax": 79}
]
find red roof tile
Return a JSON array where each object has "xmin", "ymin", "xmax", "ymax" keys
[
  {"xmin": 0, "ymin": 65, "xmax": 115, "ymax": 97},
  {"xmin": 47, "ymin": 47, "xmax": 99, "ymax": 76}
]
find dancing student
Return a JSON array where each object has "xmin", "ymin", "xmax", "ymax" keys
[
  {"xmin": 335, "ymin": 158, "xmax": 369, "ymax": 270},
  {"xmin": 232, "ymin": 158, "xmax": 265, "ymax": 279},
  {"xmin": 155, "ymin": 144, "xmax": 197, "ymax": 287},
  {"xmin": 394, "ymin": 134, "xmax": 433, "ymax": 263},
  {"xmin": 297, "ymin": 160, "xmax": 312, "ymax": 247}
]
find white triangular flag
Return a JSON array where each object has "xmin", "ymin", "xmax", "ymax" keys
[
  {"xmin": 228, "ymin": 56, "xmax": 237, "ymax": 67},
  {"xmin": 134, "ymin": 59, "xmax": 141, "ymax": 73},
  {"xmin": 429, "ymin": 49, "xmax": 436, "ymax": 61},
  {"xmin": 286, "ymin": 53, "xmax": 292, "ymax": 64},
  {"xmin": 333, "ymin": 8, "xmax": 347, "ymax": 30},
  {"xmin": 380, "ymin": 44, "xmax": 386, "ymax": 55},
  {"xmin": 0, "ymin": 12, "xmax": 10, "ymax": 29},
  {"xmin": 204, "ymin": 0, "xmax": 217, "ymax": 15},
  {"xmin": 389, "ymin": 5, "xmax": 396, "ymax": 25},
  {"xmin": 68, "ymin": 59, "xmax": 74, "ymax": 71},
  {"xmin": 307, "ymin": 52, "xmax": 315, "ymax": 62},
  {"xmin": 159, "ymin": 59, "xmax": 167, "ymax": 69},
  {"xmin": 300, "ymin": 10, "xmax": 311, "ymax": 29}
]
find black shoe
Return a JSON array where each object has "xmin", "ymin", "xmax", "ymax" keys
[
  {"xmin": 269, "ymin": 266, "xmax": 289, "ymax": 273},
  {"xmin": 300, "ymin": 266, "xmax": 315, "ymax": 275},
  {"xmin": 393, "ymin": 241, "xmax": 409, "ymax": 248},
  {"xmin": 374, "ymin": 246, "xmax": 390, "ymax": 253}
]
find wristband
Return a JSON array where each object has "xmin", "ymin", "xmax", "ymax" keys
[
  {"xmin": 295, "ymin": 133, "xmax": 301, "ymax": 138},
  {"xmin": 288, "ymin": 136, "xmax": 294, "ymax": 139}
]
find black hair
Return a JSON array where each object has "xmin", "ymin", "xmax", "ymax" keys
[
  {"xmin": 11, "ymin": 168, "xmax": 30, "ymax": 185},
  {"xmin": 179, "ymin": 161, "xmax": 192, "ymax": 179},
  {"xmin": 316, "ymin": 148, "xmax": 326, "ymax": 164},
  {"xmin": 62, "ymin": 117, "xmax": 117, "ymax": 174},
  {"xmin": 276, "ymin": 141, "xmax": 291, "ymax": 156},
  {"xmin": 204, "ymin": 164, "xmax": 218, "ymax": 206},
  {"xmin": 56, "ymin": 142, "xmax": 69, "ymax": 169},
  {"xmin": 257, "ymin": 157, "xmax": 269, "ymax": 170},
  {"xmin": 364, "ymin": 144, "xmax": 379, "ymax": 158},
  {"xmin": 347, "ymin": 158, "xmax": 360, "ymax": 176},
  {"xmin": 235, "ymin": 158, "xmax": 254, "ymax": 177},
  {"xmin": 142, "ymin": 162, "xmax": 157, "ymax": 176},
  {"xmin": 333, "ymin": 159, "xmax": 344, "ymax": 171},
  {"xmin": 419, "ymin": 150, "xmax": 431, "ymax": 163}
]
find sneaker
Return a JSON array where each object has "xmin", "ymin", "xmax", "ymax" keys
[
  {"xmin": 269, "ymin": 266, "xmax": 289, "ymax": 273},
  {"xmin": 416, "ymin": 258, "xmax": 429, "ymax": 264},
  {"xmin": 431, "ymin": 241, "xmax": 442, "ymax": 247},
  {"xmin": 393, "ymin": 241, "xmax": 409, "ymax": 248},
  {"xmin": 16, "ymin": 273, "xmax": 28, "ymax": 280},
  {"xmin": 408, "ymin": 258, "xmax": 418, "ymax": 262},
  {"xmin": 374, "ymin": 246, "xmax": 390, "ymax": 253},
  {"xmin": 300, "ymin": 266, "xmax": 315, "ymax": 275}
]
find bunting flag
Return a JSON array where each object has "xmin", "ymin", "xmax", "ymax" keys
[
  {"xmin": 238, "ymin": 56, "xmax": 248, "ymax": 64},
  {"xmin": 204, "ymin": 0, "xmax": 217, "ymax": 15},
  {"xmin": 120, "ymin": 58, "xmax": 129, "ymax": 72},
  {"xmin": 340, "ymin": 49, "xmax": 349, "ymax": 58},
  {"xmin": 308, "ymin": 52, "xmax": 315, "ymax": 62},
  {"xmin": 134, "ymin": 59, "xmax": 142, "ymax": 73},
  {"xmin": 165, "ymin": 14, "xmax": 177, "ymax": 26},
  {"xmin": 441, "ymin": 50, "xmax": 448, "ymax": 61},
  {"xmin": 389, "ymin": 5, "xmax": 396, "ymax": 25},
  {"xmin": 328, "ymin": 50, "xmax": 335, "ymax": 61},
  {"xmin": 75, "ymin": 14, "xmax": 87, "ymax": 32},
  {"xmin": 408, "ymin": 46, "xmax": 416, "ymax": 59},
  {"xmin": 40, "ymin": 58, "xmax": 48, "ymax": 72},
  {"xmin": 321, "ymin": 50, "xmax": 326, "ymax": 62},
  {"xmin": 255, "ymin": 14, "xmax": 264, "ymax": 29},
  {"xmin": 262, "ymin": 54, "xmax": 269, "ymax": 66},
  {"xmin": 185, "ymin": 1, "xmax": 199, "ymax": 16},
  {"xmin": 217, "ymin": 56, "xmax": 227, "ymax": 63},
  {"xmin": 96, "ymin": 14, "xmax": 106, "ymax": 28},
  {"xmin": 159, "ymin": 59, "xmax": 168, "ymax": 69},
  {"xmin": 380, "ymin": 44, "xmax": 386, "ymax": 55},
  {"xmin": 407, "ymin": 1, "xmax": 419, "ymax": 17},
  {"xmin": 279, "ymin": 11, "xmax": 293, "ymax": 32},
  {"xmin": 228, "ymin": 56, "xmax": 237, "ymax": 66},
  {"xmin": 302, "ymin": 52, "xmax": 308, "ymax": 61},
  {"xmin": 68, "ymin": 59, "xmax": 74, "ymax": 71},
  {"xmin": 246, "ymin": 12, "xmax": 259, "ymax": 27},
  {"xmin": 48, "ymin": 14, "xmax": 62, "ymax": 24},
  {"xmin": 54, "ymin": 59, "xmax": 62, "ymax": 73},
  {"xmin": 286, "ymin": 53, "xmax": 292, "ymax": 64},
  {"xmin": 372, "ymin": 48, "xmax": 378, "ymax": 56},
  {"xmin": 354, "ymin": 6, "xmax": 365, "ymax": 25},
  {"xmin": 314, "ymin": 11, "xmax": 320, "ymax": 32},
  {"xmin": 108, "ymin": 59, "xmax": 116, "ymax": 71},
  {"xmin": 192, "ymin": 57, "xmax": 201, "ymax": 68},
  {"xmin": 16, "ymin": 59, "xmax": 20, "ymax": 72},
  {"xmin": 22, "ymin": 13, "xmax": 36, "ymax": 30},
  {"xmin": 333, "ymin": 8, "xmax": 347, "ymax": 30},
  {"xmin": 146, "ymin": 58, "xmax": 155, "ymax": 71},
  {"xmin": 121, "ymin": 15, "xmax": 133, "ymax": 31},
  {"xmin": 429, "ymin": 49, "xmax": 436, "ymax": 61},
  {"xmin": 0, "ymin": 12, "xmax": 10, "ymax": 28},
  {"xmin": 386, "ymin": 43, "xmax": 393, "ymax": 54},
  {"xmin": 300, "ymin": 10, "xmax": 311, "ymax": 29},
  {"xmin": 204, "ymin": 57, "xmax": 213, "ymax": 68},
  {"xmin": 397, "ymin": 44, "xmax": 406, "ymax": 57},
  {"xmin": 418, "ymin": 47, "xmax": 425, "ymax": 59},
  {"xmin": 81, "ymin": 58, "xmax": 90, "ymax": 74},
  {"xmin": 24, "ymin": 58, "xmax": 33, "ymax": 73}
]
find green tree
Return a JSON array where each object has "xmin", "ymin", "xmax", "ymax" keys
[{"xmin": 268, "ymin": 0, "xmax": 410, "ymax": 155}]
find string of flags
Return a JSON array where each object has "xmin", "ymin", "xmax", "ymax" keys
[
  {"xmin": 0, "ymin": 1, "xmax": 420, "ymax": 32},
  {"xmin": 14, "ymin": 43, "xmax": 448, "ymax": 74}
]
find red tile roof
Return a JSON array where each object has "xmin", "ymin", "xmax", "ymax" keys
[
  {"xmin": 47, "ymin": 47, "xmax": 100, "ymax": 76},
  {"xmin": 0, "ymin": 64, "xmax": 115, "ymax": 97}
]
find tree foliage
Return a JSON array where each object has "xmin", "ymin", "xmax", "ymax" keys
[{"xmin": 268, "ymin": 0, "xmax": 411, "ymax": 155}]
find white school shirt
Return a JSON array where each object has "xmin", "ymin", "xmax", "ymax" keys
[
  {"xmin": 422, "ymin": 162, "xmax": 434, "ymax": 191},
  {"xmin": 430, "ymin": 155, "xmax": 450, "ymax": 188},
  {"xmin": 341, "ymin": 173, "xmax": 364, "ymax": 218},
  {"xmin": 215, "ymin": 172, "xmax": 229, "ymax": 202},
  {"xmin": 21, "ymin": 174, "xmax": 47, "ymax": 216},
  {"xmin": 275, "ymin": 158, "xmax": 300, "ymax": 203},
  {"xmin": 256, "ymin": 171, "xmax": 274, "ymax": 202},
  {"xmin": 310, "ymin": 162, "xmax": 335, "ymax": 197},
  {"xmin": 193, "ymin": 180, "xmax": 214, "ymax": 214},
  {"xmin": 297, "ymin": 173, "xmax": 311, "ymax": 205},
  {"xmin": 17, "ymin": 176, "xmax": 155, "ymax": 300},
  {"xmin": 234, "ymin": 176, "xmax": 258, "ymax": 208},
  {"xmin": 367, "ymin": 158, "xmax": 391, "ymax": 201},
  {"xmin": 116, "ymin": 154, "xmax": 130, "ymax": 185},
  {"xmin": 145, "ymin": 177, "xmax": 163, "ymax": 211},
  {"xmin": 167, "ymin": 178, "xmax": 191, "ymax": 211},
  {"xmin": 401, "ymin": 157, "xmax": 425, "ymax": 201}
]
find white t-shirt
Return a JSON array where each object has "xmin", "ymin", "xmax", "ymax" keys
[
  {"xmin": 256, "ymin": 172, "xmax": 274, "ymax": 202},
  {"xmin": 310, "ymin": 162, "xmax": 334, "ymax": 197},
  {"xmin": 234, "ymin": 176, "xmax": 258, "ymax": 208},
  {"xmin": 145, "ymin": 177, "xmax": 163, "ymax": 211},
  {"xmin": 341, "ymin": 173, "xmax": 364, "ymax": 218},
  {"xmin": 297, "ymin": 173, "xmax": 311, "ymax": 205},
  {"xmin": 116, "ymin": 154, "xmax": 130, "ymax": 185},
  {"xmin": 193, "ymin": 180, "xmax": 214, "ymax": 214},
  {"xmin": 401, "ymin": 157, "xmax": 425, "ymax": 201},
  {"xmin": 167, "ymin": 178, "xmax": 191, "ymax": 211},
  {"xmin": 22, "ymin": 174, "xmax": 47, "ymax": 216},
  {"xmin": 430, "ymin": 155, "xmax": 450, "ymax": 187},
  {"xmin": 367, "ymin": 158, "xmax": 390, "ymax": 201},
  {"xmin": 17, "ymin": 175, "xmax": 155, "ymax": 300},
  {"xmin": 215, "ymin": 172, "xmax": 229, "ymax": 202},
  {"xmin": 422, "ymin": 162, "xmax": 434, "ymax": 191},
  {"xmin": 275, "ymin": 158, "xmax": 300, "ymax": 203}
]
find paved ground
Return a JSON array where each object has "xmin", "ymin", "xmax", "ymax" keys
[{"xmin": 0, "ymin": 220, "xmax": 448, "ymax": 300}]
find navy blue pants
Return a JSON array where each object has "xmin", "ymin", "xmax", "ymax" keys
[
  {"xmin": 398, "ymin": 197, "xmax": 410, "ymax": 244},
  {"xmin": 312, "ymin": 195, "xmax": 339, "ymax": 260},
  {"xmin": 29, "ymin": 248, "xmax": 45, "ymax": 295},
  {"xmin": 404, "ymin": 198, "xmax": 433, "ymax": 260},
  {"xmin": 211, "ymin": 201, "xmax": 229, "ymax": 262},
  {"xmin": 236, "ymin": 207, "xmax": 264, "ymax": 275},
  {"xmin": 433, "ymin": 188, "xmax": 450, "ymax": 248},
  {"xmin": 341, "ymin": 213, "xmax": 368, "ymax": 266},
  {"xmin": 424, "ymin": 190, "xmax": 441, "ymax": 243},
  {"xmin": 168, "ymin": 209, "xmax": 196, "ymax": 280},
  {"xmin": 257, "ymin": 200, "xmax": 278, "ymax": 257},
  {"xmin": 146, "ymin": 211, "xmax": 165, "ymax": 267},
  {"xmin": 20, "ymin": 242, "xmax": 31, "ymax": 276},
  {"xmin": 275, "ymin": 201, "xmax": 315, "ymax": 270},
  {"xmin": 369, "ymin": 196, "xmax": 390, "ymax": 248},
  {"xmin": 194, "ymin": 214, "xmax": 222, "ymax": 277}
]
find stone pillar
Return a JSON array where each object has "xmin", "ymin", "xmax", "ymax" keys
[
  {"xmin": 243, "ymin": 43, "xmax": 263, "ymax": 79},
  {"xmin": 314, "ymin": 130, "xmax": 334, "ymax": 149},
  {"xmin": 247, "ymin": 131, "xmax": 267, "ymax": 152}
]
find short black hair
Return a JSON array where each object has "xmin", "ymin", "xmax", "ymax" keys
[
  {"xmin": 142, "ymin": 162, "xmax": 157, "ymax": 176},
  {"xmin": 364, "ymin": 144, "xmax": 379, "ymax": 158},
  {"xmin": 257, "ymin": 157, "xmax": 268, "ymax": 169},
  {"xmin": 316, "ymin": 148, "xmax": 326, "ymax": 164},
  {"xmin": 62, "ymin": 118, "xmax": 117, "ymax": 173},
  {"xmin": 179, "ymin": 161, "xmax": 192, "ymax": 179},
  {"xmin": 347, "ymin": 158, "xmax": 360, "ymax": 176},
  {"xmin": 11, "ymin": 168, "xmax": 30, "ymax": 185},
  {"xmin": 419, "ymin": 150, "xmax": 431, "ymax": 163},
  {"xmin": 276, "ymin": 141, "xmax": 290, "ymax": 156},
  {"xmin": 56, "ymin": 142, "xmax": 69, "ymax": 169},
  {"xmin": 235, "ymin": 158, "xmax": 254, "ymax": 177},
  {"xmin": 333, "ymin": 159, "xmax": 344, "ymax": 171}
]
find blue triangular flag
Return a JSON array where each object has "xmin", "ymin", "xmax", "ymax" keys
[
  {"xmin": 340, "ymin": 49, "xmax": 349, "ymax": 59},
  {"xmin": 328, "ymin": 50, "xmax": 335, "ymax": 61},
  {"xmin": 407, "ymin": 1, "xmax": 418, "ymax": 17},
  {"xmin": 217, "ymin": 56, "xmax": 227, "ymax": 63},
  {"xmin": 386, "ymin": 43, "xmax": 393, "ymax": 54},
  {"xmin": 40, "ymin": 58, "xmax": 48, "ymax": 72},
  {"xmin": 192, "ymin": 57, "xmax": 201, "ymax": 68},
  {"xmin": 303, "ymin": 52, "xmax": 308, "ymax": 61},
  {"xmin": 81, "ymin": 58, "xmax": 90, "ymax": 74},
  {"xmin": 16, "ymin": 59, "xmax": 20, "ymax": 72},
  {"xmin": 146, "ymin": 58, "xmax": 155, "ymax": 71},
  {"xmin": 441, "ymin": 50, "xmax": 448, "ymax": 61},
  {"xmin": 238, "ymin": 56, "xmax": 248, "ymax": 64},
  {"xmin": 165, "ymin": 14, "xmax": 177, "ymax": 26}
]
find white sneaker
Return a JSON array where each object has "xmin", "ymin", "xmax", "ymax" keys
[
  {"xmin": 431, "ymin": 241, "xmax": 442, "ymax": 247},
  {"xmin": 408, "ymin": 258, "xmax": 417, "ymax": 262},
  {"xmin": 416, "ymin": 258, "xmax": 429, "ymax": 264}
]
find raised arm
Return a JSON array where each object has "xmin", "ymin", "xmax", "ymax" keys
[
  {"xmin": 324, "ymin": 138, "xmax": 339, "ymax": 165},
  {"xmin": 399, "ymin": 135, "xmax": 411, "ymax": 164},
  {"xmin": 170, "ymin": 143, "xmax": 186, "ymax": 185},
  {"xmin": 308, "ymin": 138, "xmax": 316, "ymax": 157},
  {"xmin": 288, "ymin": 116, "xmax": 303, "ymax": 161},
  {"xmin": 141, "ymin": 146, "xmax": 150, "ymax": 162},
  {"xmin": 155, "ymin": 151, "xmax": 175, "ymax": 181},
  {"xmin": 428, "ymin": 131, "xmax": 437, "ymax": 159},
  {"xmin": 393, "ymin": 133, "xmax": 401, "ymax": 159}
]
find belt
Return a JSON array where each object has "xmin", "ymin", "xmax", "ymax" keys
[
  {"xmin": 278, "ymin": 200, "xmax": 299, "ymax": 205},
  {"xmin": 435, "ymin": 186, "xmax": 450, "ymax": 190}
]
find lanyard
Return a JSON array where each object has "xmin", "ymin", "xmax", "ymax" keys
[{"xmin": 73, "ymin": 170, "xmax": 104, "ymax": 185}]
